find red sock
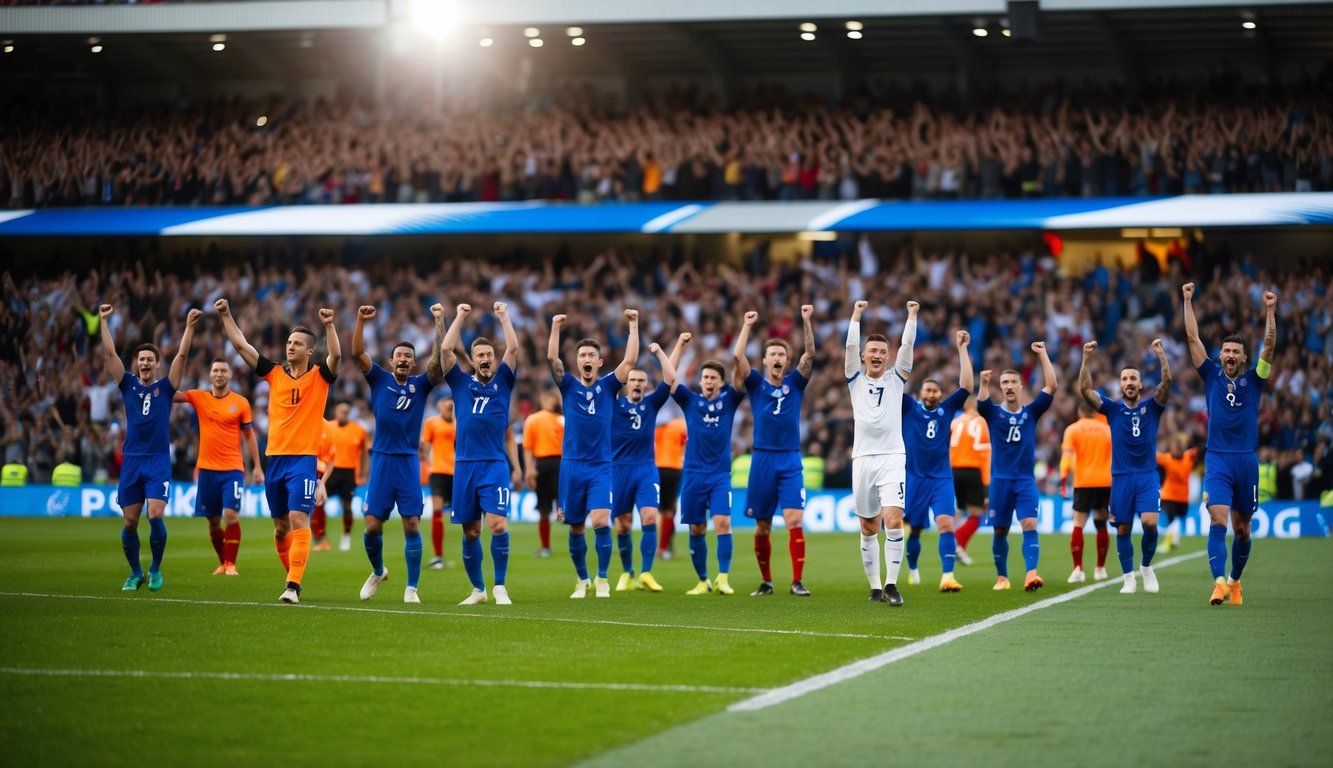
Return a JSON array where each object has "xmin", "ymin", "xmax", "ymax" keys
[
  {"xmin": 312, "ymin": 505, "xmax": 326, "ymax": 539},
  {"xmin": 1095, "ymin": 527, "xmax": 1109, "ymax": 568},
  {"xmin": 223, "ymin": 522, "xmax": 241, "ymax": 565},
  {"xmin": 275, "ymin": 533, "xmax": 292, "ymax": 571},
  {"xmin": 1071, "ymin": 527, "xmax": 1085, "ymax": 568},
  {"xmin": 957, "ymin": 515, "xmax": 981, "ymax": 549},
  {"xmin": 539, "ymin": 516, "xmax": 551, "ymax": 549},
  {"xmin": 209, "ymin": 527, "xmax": 225, "ymax": 563},
  {"xmin": 659, "ymin": 513, "xmax": 675, "ymax": 552},
  {"xmin": 431, "ymin": 511, "xmax": 445, "ymax": 557},
  {"xmin": 755, "ymin": 535, "xmax": 773, "ymax": 582},
  {"xmin": 789, "ymin": 526, "xmax": 806, "ymax": 582}
]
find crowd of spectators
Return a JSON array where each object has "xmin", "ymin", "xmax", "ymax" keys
[
  {"xmin": 2, "ymin": 239, "xmax": 1330, "ymax": 502},
  {"xmin": 4, "ymin": 75, "xmax": 1330, "ymax": 209}
]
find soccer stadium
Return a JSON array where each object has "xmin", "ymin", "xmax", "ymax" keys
[{"xmin": 1, "ymin": 0, "xmax": 1331, "ymax": 766}]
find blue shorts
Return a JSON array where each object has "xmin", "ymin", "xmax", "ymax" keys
[
  {"xmin": 265, "ymin": 455, "xmax": 317, "ymax": 518},
  {"xmin": 905, "ymin": 475, "xmax": 956, "ymax": 530},
  {"xmin": 195, "ymin": 468, "xmax": 244, "ymax": 517},
  {"xmin": 1110, "ymin": 471, "xmax": 1160, "ymax": 525},
  {"xmin": 987, "ymin": 477, "xmax": 1039, "ymax": 528},
  {"xmin": 744, "ymin": 450, "xmax": 805, "ymax": 520},
  {"xmin": 612, "ymin": 462, "xmax": 660, "ymax": 518},
  {"xmin": 680, "ymin": 470, "xmax": 731, "ymax": 526},
  {"xmin": 560, "ymin": 459, "xmax": 613, "ymax": 527},
  {"xmin": 1203, "ymin": 452, "xmax": 1259, "ymax": 516},
  {"xmin": 365, "ymin": 452, "xmax": 424, "ymax": 521},
  {"xmin": 118, "ymin": 454, "xmax": 171, "ymax": 508},
  {"xmin": 451, "ymin": 460, "xmax": 511, "ymax": 524}
]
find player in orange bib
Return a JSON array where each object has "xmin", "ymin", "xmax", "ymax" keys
[
  {"xmin": 522, "ymin": 389, "xmax": 563, "ymax": 557},
  {"xmin": 311, "ymin": 421, "xmax": 336, "ymax": 549},
  {"xmin": 949, "ymin": 398, "xmax": 991, "ymax": 565},
  {"xmin": 175, "ymin": 359, "xmax": 264, "ymax": 575},
  {"xmin": 654, "ymin": 416, "xmax": 687, "ymax": 560},
  {"xmin": 326, "ymin": 401, "xmax": 369, "ymax": 551},
  {"xmin": 215, "ymin": 298, "xmax": 341, "ymax": 604},
  {"xmin": 1157, "ymin": 434, "xmax": 1197, "ymax": 553},
  {"xmin": 1060, "ymin": 402, "xmax": 1113, "ymax": 582},
  {"xmin": 421, "ymin": 398, "xmax": 457, "ymax": 568}
]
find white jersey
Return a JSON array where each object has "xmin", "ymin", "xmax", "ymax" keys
[{"xmin": 848, "ymin": 369, "xmax": 906, "ymax": 458}]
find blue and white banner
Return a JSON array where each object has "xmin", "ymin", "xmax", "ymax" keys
[
  {"xmin": 2, "ymin": 193, "xmax": 1330, "ymax": 236},
  {"xmin": 2, "ymin": 483, "xmax": 1327, "ymax": 538}
]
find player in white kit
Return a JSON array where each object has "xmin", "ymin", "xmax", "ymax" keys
[{"xmin": 846, "ymin": 299, "xmax": 918, "ymax": 607}]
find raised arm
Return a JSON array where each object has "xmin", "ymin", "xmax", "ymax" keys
[
  {"xmin": 495, "ymin": 302, "xmax": 519, "ymax": 370},
  {"xmin": 547, "ymin": 314, "xmax": 566, "ymax": 383},
  {"xmin": 1078, "ymin": 341, "xmax": 1101, "ymax": 409},
  {"xmin": 648, "ymin": 341, "xmax": 677, "ymax": 387},
  {"xmin": 1258, "ymin": 290, "xmax": 1277, "ymax": 372},
  {"xmin": 614, "ymin": 309, "xmax": 639, "ymax": 383},
  {"xmin": 846, "ymin": 300, "xmax": 866, "ymax": 379},
  {"xmin": 978, "ymin": 369, "xmax": 993, "ymax": 403},
  {"xmin": 440, "ymin": 304, "xmax": 469, "ymax": 375},
  {"xmin": 168, "ymin": 308, "xmax": 202, "ymax": 389},
  {"xmin": 895, "ymin": 301, "xmax": 919, "ymax": 380},
  {"xmin": 425, "ymin": 303, "xmax": 446, "ymax": 384},
  {"xmin": 1152, "ymin": 338, "xmax": 1172, "ymax": 406},
  {"xmin": 98, "ymin": 304, "xmax": 126, "ymax": 382},
  {"xmin": 797, "ymin": 304, "xmax": 815, "ymax": 380},
  {"xmin": 1181, "ymin": 282, "xmax": 1207, "ymax": 368},
  {"xmin": 668, "ymin": 331, "xmax": 691, "ymax": 392},
  {"xmin": 1032, "ymin": 341, "xmax": 1057, "ymax": 395},
  {"xmin": 956, "ymin": 330, "xmax": 974, "ymax": 392},
  {"xmin": 733, "ymin": 310, "xmax": 757, "ymax": 385},
  {"xmin": 352, "ymin": 305, "xmax": 375, "ymax": 374},
  {"xmin": 319, "ymin": 307, "xmax": 341, "ymax": 375},
  {"xmin": 213, "ymin": 298, "xmax": 260, "ymax": 370}
]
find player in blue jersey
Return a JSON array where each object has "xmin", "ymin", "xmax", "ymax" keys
[
  {"xmin": 977, "ymin": 341, "xmax": 1057, "ymax": 592},
  {"xmin": 610, "ymin": 337, "xmax": 681, "ymax": 593},
  {"xmin": 442, "ymin": 302, "xmax": 522, "ymax": 606},
  {"xmin": 732, "ymin": 305, "xmax": 815, "ymax": 597},
  {"xmin": 350, "ymin": 303, "xmax": 447, "ymax": 604},
  {"xmin": 1078, "ymin": 338, "xmax": 1171, "ymax": 595},
  {"xmin": 670, "ymin": 333, "xmax": 747, "ymax": 596},
  {"xmin": 1183, "ymin": 282, "xmax": 1277, "ymax": 606},
  {"xmin": 100, "ymin": 304, "xmax": 201, "ymax": 592},
  {"xmin": 902, "ymin": 330, "xmax": 974, "ymax": 593},
  {"xmin": 548, "ymin": 309, "xmax": 639, "ymax": 599}
]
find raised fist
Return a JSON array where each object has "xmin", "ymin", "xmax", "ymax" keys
[
  {"xmin": 801, "ymin": 304, "xmax": 814, "ymax": 320},
  {"xmin": 906, "ymin": 301, "xmax": 920, "ymax": 314},
  {"xmin": 980, "ymin": 369, "xmax": 992, "ymax": 386},
  {"xmin": 358, "ymin": 305, "xmax": 377, "ymax": 320},
  {"xmin": 1030, "ymin": 341, "xmax": 1046, "ymax": 354},
  {"xmin": 213, "ymin": 298, "xmax": 230, "ymax": 316},
  {"xmin": 1263, "ymin": 291, "xmax": 1277, "ymax": 308},
  {"xmin": 624, "ymin": 309, "xmax": 639, "ymax": 323},
  {"xmin": 99, "ymin": 304, "xmax": 114, "ymax": 318},
  {"xmin": 1084, "ymin": 341, "xmax": 1098, "ymax": 354},
  {"xmin": 456, "ymin": 304, "xmax": 472, "ymax": 317},
  {"xmin": 318, "ymin": 308, "xmax": 335, "ymax": 326},
  {"xmin": 743, "ymin": 311, "xmax": 759, "ymax": 326},
  {"xmin": 1150, "ymin": 338, "xmax": 1164, "ymax": 353},
  {"xmin": 956, "ymin": 330, "xmax": 970, "ymax": 347},
  {"xmin": 648, "ymin": 342, "xmax": 662, "ymax": 355},
  {"xmin": 494, "ymin": 302, "xmax": 509, "ymax": 318},
  {"xmin": 551, "ymin": 313, "xmax": 566, "ymax": 326},
  {"xmin": 853, "ymin": 300, "xmax": 868, "ymax": 312},
  {"xmin": 186, "ymin": 308, "xmax": 203, "ymax": 327},
  {"xmin": 679, "ymin": 332, "xmax": 693, "ymax": 345},
  {"xmin": 429, "ymin": 303, "xmax": 444, "ymax": 320},
  {"xmin": 1181, "ymin": 283, "xmax": 1195, "ymax": 300}
]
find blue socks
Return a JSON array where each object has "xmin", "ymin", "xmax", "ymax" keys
[
  {"xmin": 1116, "ymin": 531, "xmax": 1135, "ymax": 575},
  {"xmin": 689, "ymin": 533, "xmax": 708, "ymax": 580},
  {"xmin": 906, "ymin": 531, "xmax": 922, "ymax": 570},
  {"xmin": 491, "ymin": 531, "xmax": 510, "ymax": 586},
  {"xmin": 148, "ymin": 517, "xmax": 167, "ymax": 574},
  {"xmin": 1141, "ymin": 525, "xmax": 1158, "ymax": 567},
  {"xmin": 1021, "ymin": 529, "xmax": 1039, "ymax": 572},
  {"xmin": 462, "ymin": 535, "xmax": 484, "ymax": 590},
  {"xmin": 365, "ymin": 531, "xmax": 385, "ymax": 576},
  {"xmin": 640, "ymin": 524, "xmax": 658, "ymax": 573},
  {"xmin": 993, "ymin": 532, "xmax": 1010, "ymax": 578},
  {"xmin": 1207, "ymin": 524, "xmax": 1228, "ymax": 579},
  {"xmin": 404, "ymin": 531, "xmax": 422, "ymax": 589},
  {"xmin": 570, "ymin": 531, "xmax": 589, "ymax": 581},
  {"xmin": 939, "ymin": 531, "xmax": 957, "ymax": 574},
  {"xmin": 121, "ymin": 527, "xmax": 143, "ymax": 577},
  {"xmin": 617, "ymin": 531, "xmax": 633, "ymax": 573},
  {"xmin": 717, "ymin": 533, "xmax": 733, "ymax": 575},
  {"xmin": 593, "ymin": 526, "xmax": 612, "ymax": 579},
  {"xmin": 1230, "ymin": 536, "xmax": 1251, "ymax": 580}
]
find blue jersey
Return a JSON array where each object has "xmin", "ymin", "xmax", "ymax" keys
[
  {"xmin": 1098, "ymin": 393, "xmax": 1165, "ymax": 475},
  {"xmin": 612, "ymin": 382, "xmax": 671, "ymax": 463},
  {"xmin": 119, "ymin": 372, "xmax": 176, "ymax": 457},
  {"xmin": 560, "ymin": 372, "xmax": 622, "ymax": 462},
  {"xmin": 672, "ymin": 384, "xmax": 745, "ymax": 473},
  {"xmin": 745, "ymin": 369, "xmax": 806, "ymax": 452},
  {"xmin": 1198, "ymin": 359, "xmax": 1264, "ymax": 453},
  {"xmin": 977, "ymin": 390, "xmax": 1053, "ymax": 480},
  {"xmin": 903, "ymin": 388, "xmax": 969, "ymax": 479},
  {"xmin": 446, "ymin": 361, "xmax": 514, "ymax": 462},
  {"xmin": 366, "ymin": 364, "xmax": 435, "ymax": 456}
]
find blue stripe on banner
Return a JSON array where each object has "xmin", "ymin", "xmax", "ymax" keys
[{"xmin": 0, "ymin": 207, "xmax": 260, "ymax": 236}]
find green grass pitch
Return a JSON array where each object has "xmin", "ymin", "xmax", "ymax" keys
[{"xmin": 0, "ymin": 518, "xmax": 1329, "ymax": 768}]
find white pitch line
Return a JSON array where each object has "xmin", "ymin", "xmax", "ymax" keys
[
  {"xmin": 0, "ymin": 591, "xmax": 908, "ymax": 642},
  {"xmin": 0, "ymin": 667, "xmax": 763, "ymax": 695},
  {"xmin": 728, "ymin": 550, "xmax": 1207, "ymax": 712}
]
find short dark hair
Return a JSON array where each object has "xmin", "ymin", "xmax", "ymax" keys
[
  {"xmin": 1078, "ymin": 401, "xmax": 1098, "ymax": 417},
  {"xmin": 392, "ymin": 341, "xmax": 415, "ymax": 355},
  {"xmin": 701, "ymin": 360, "xmax": 726, "ymax": 378},
  {"xmin": 335, "ymin": 399, "xmax": 351, "ymax": 409},
  {"xmin": 576, "ymin": 338, "xmax": 602, "ymax": 355},
  {"xmin": 1000, "ymin": 369, "xmax": 1021, "ymax": 379},
  {"xmin": 471, "ymin": 337, "xmax": 494, "ymax": 353},
  {"xmin": 764, "ymin": 339, "xmax": 791, "ymax": 355},
  {"xmin": 865, "ymin": 333, "xmax": 889, "ymax": 346},
  {"xmin": 209, "ymin": 357, "xmax": 231, "ymax": 367},
  {"xmin": 922, "ymin": 378, "xmax": 941, "ymax": 388},
  {"xmin": 1120, "ymin": 366, "xmax": 1142, "ymax": 377},
  {"xmin": 290, "ymin": 325, "xmax": 317, "ymax": 344},
  {"xmin": 1221, "ymin": 334, "xmax": 1249, "ymax": 356},
  {"xmin": 133, "ymin": 344, "xmax": 162, "ymax": 361}
]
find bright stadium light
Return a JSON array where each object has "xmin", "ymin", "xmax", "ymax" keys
[
  {"xmin": 524, "ymin": 27, "xmax": 541, "ymax": 38},
  {"xmin": 212, "ymin": 43, "xmax": 226, "ymax": 52},
  {"xmin": 2, "ymin": 45, "xmax": 12, "ymax": 54},
  {"xmin": 479, "ymin": 37, "xmax": 494, "ymax": 47},
  {"xmin": 847, "ymin": 30, "xmax": 863, "ymax": 39},
  {"xmin": 571, "ymin": 37, "xmax": 586, "ymax": 46},
  {"xmin": 1242, "ymin": 20, "xmax": 1257, "ymax": 30},
  {"xmin": 90, "ymin": 45, "xmax": 103, "ymax": 53},
  {"xmin": 566, "ymin": 27, "xmax": 583, "ymax": 37},
  {"xmin": 210, "ymin": 34, "xmax": 226, "ymax": 43},
  {"xmin": 1002, "ymin": 28, "xmax": 1012, "ymax": 37},
  {"xmin": 799, "ymin": 22, "xmax": 817, "ymax": 33},
  {"xmin": 529, "ymin": 38, "xmax": 544, "ymax": 47},
  {"xmin": 800, "ymin": 32, "xmax": 816, "ymax": 41},
  {"xmin": 256, "ymin": 116, "xmax": 268, "ymax": 127},
  {"xmin": 973, "ymin": 27, "xmax": 988, "ymax": 37},
  {"xmin": 410, "ymin": 0, "xmax": 462, "ymax": 39},
  {"xmin": 846, "ymin": 21, "xmax": 863, "ymax": 31}
]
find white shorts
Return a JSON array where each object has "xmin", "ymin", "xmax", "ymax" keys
[{"xmin": 852, "ymin": 453, "xmax": 906, "ymax": 519}]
